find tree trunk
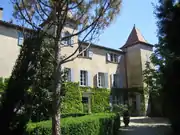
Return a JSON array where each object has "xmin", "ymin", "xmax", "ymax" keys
[
  {"xmin": 52, "ymin": 64, "xmax": 62, "ymax": 135},
  {"xmin": 52, "ymin": 35, "xmax": 62, "ymax": 135},
  {"xmin": 52, "ymin": 108, "xmax": 61, "ymax": 135}
]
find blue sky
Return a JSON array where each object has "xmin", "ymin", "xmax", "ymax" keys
[{"xmin": 0, "ymin": 0, "xmax": 158, "ymax": 49}]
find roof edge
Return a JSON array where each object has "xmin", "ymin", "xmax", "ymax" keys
[
  {"xmin": 80, "ymin": 41, "xmax": 125, "ymax": 54},
  {"xmin": 0, "ymin": 20, "xmax": 34, "ymax": 32},
  {"xmin": 120, "ymin": 41, "xmax": 154, "ymax": 49}
]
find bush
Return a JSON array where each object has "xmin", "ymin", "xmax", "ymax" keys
[
  {"xmin": 61, "ymin": 113, "xmax": 87, "ymax": 118},
  {"xmin": 26, "ymin": 113, "xmax": 120, "ymax": 135},
  {"xmin": 61, "ymin": 82, "xmax": 83, "ymax": 113}
]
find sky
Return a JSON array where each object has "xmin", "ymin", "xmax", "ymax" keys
[{"xmin": 0, "ymin": 0, "xmax": 158, "ymax": 49}]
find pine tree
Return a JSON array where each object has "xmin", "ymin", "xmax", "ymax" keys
[{"xmin": 1, "ymin": 0, "xmax": 122, "ymax": 135}]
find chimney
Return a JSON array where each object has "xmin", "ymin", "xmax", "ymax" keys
[{"xmin": 0, "ymin": 7, "xmax": 3, "ymax": 20}]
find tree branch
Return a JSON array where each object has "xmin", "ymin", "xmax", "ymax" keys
[
  {"xmin": 60, "ymin": 21, "xmax": 99, "ymax": 64},
  {"xmin": 61, "ymin": 1, "xmax": 110, "ymax": 41}
]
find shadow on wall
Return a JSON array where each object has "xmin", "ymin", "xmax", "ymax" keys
[{"xmin": 110, "ymin": 54, "xmax": 128, "ymax": 104}]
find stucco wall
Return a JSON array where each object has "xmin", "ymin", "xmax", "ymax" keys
[
  {"xmin": 140, "ymin": 45, "xmax": 153, "ymax": 85},
  {"xmin": 0, "ymin": 25, "xmax": 126, "ymax": 89},
  {"xmin": 125, "ymin": 45, "xmax": 142, "ymax": 88},
  {"xmin": 0, "ymin": 25, "xmax": 21, "ymax": 78},
  {"xmin": 62, "ymin": 46, "xmax": 125, "ymax": 88},
  {"xmin": 125, "ymin": 44, "xmax": 153, "ymax": 88}
]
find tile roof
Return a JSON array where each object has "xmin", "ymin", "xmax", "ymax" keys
[
  {"xmin": 120, "ymin": 25, "xmax": 153, "ymax": 49},
  {"xmin": 0, "ymin": 20, "xmax": 33, "ymax": 32},
  {"xmin": 80, "ymin": 41, "xmax": 125, "ymax": 54}
]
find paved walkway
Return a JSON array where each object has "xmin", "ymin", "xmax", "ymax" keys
[{"xmin": 119, "ymin": 117, "xmax": 172, "ymax": 135}]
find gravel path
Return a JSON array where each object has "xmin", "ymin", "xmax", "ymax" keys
[{"xmin": 119, "ymin": 117, "xmax": 172, "ymax": 135}]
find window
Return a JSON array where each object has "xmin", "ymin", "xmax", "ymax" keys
[
  {"xmin": 110, "ymin": 53, "xmax": 118, "ymax": 62},
  {"xmin": 79, "ymin": 47, "xmax": 93, "ymax": 58},
  {"xmin": 97, "ymin": 72, "xmax": 108, "ymax": 88},
  {"xmin": 18, "ymin": 32, "xmax": 24, "ymax": 46},
  {"xmin": 64, "ymin": 68, "xmax": 71, "ymax": 82},
  {"xmin": 82, "ymin": 97, "xmax": 88, "ymax": 103},
  {"xmin": 79, "ymin": 46, "xmax": 88, "ymax": 57},
  {"xmin": 98, "ymin": 72, "xmax": 105, "ymax": 87},
  {"xmin": 62, "ymin": 31, "xmax": 73, "ymax": 46},
  {"xmin": 107, "ymin": 53, "xmax": 121, "ymax": 63},
  {"xmin": 80, "ymin": 70, "xmax": 87, "ymax": 86},
  {"xmin": 112, "ymin": 74, "xmax": 118, "ymax": 88},
  {"xmin": 111, "ymin": 74, "xmax": 123, "ymax": 88}
]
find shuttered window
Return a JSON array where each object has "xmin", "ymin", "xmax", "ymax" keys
[
  {"xmin": 97, "ymin": 72, "xmax": 108, "ymax": 88},
  {"xmin": 106, "ymin": 53, "xmax": 121, "ymax": 63}
]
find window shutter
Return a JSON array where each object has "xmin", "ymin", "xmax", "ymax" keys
[
  {"xmin": 87, "ymin": 71, "xmax": 91, "ymax": 87},
  {"xmin": 106, "ymin": 53, "xmax": 110, "ymax": 61},
  {"xmin": 104, "ymin": 73, "xmax": 108, "ymax": 88},
  {"xmin": 111, "ymin": 74, "xmax": 114, "ymax": 87},
  {"xmin": 79, "ymin": 70, "xmax": 81, "ymax": 85},
  {"xmin": 18, "ymin": 32, "xmax": 24, "ymax": 46},
  {"xmin": 96, "ymin": 73, "xmax": 99, "ymax": 87},
  {"xmin": 71, "ymin": 37, "xmax": 74, "ymax": 46},
  {"xmin": 118, "ymin": 55, "xmax": 121, "ymax": 63},
  {"xmin": 88, "ymin": 49, "xmax": 93, "ymax": 58},
  {"xmin": 70, "ymin": 68, "xmax": 74, "ymax": 82}
]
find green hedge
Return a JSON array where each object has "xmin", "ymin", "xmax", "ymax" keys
[
  {"xmin": 61, "ymin": 82, "xmax": 83, "ymax": 113},
  {"xmin": 81, "ymin": 87, "xmax": 110, "ymax": 113},
  {"xmin": 61, "ymin": 113, "xmax": 87, "ymax": 118},
  {"xmin": 26, "ymin": 113, "xmax": 120, "ymax": 135}
]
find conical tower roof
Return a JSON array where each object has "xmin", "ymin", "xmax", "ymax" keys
[{"xmin": 120, "ymin": 25, "xmax": 152, "ymax": 49}]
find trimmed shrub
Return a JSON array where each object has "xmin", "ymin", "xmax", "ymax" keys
[
  {"xmin": 61, "ymin": 82, "xmax": 83, "ymax": 113},
  {"xmin": 61, "ymin": 113, "xmax": 87, "ymax": 118},
  {"xmin": 26, "ymin": 113, "xmax": 120, "ymax": 135},
  {"xmin": 81, "ymin": 87, "xmax": 110, "ymax": 113}
]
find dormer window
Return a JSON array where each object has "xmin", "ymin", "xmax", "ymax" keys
[
  {"xmin": 79, "ymin": 46, "xmax": 93, "ymax": 59},
  {"xmin": 106, "ymin": 53, "xmax": 121, "ymax": 63},
  {"xmin": 61, "ymin": 31, "xmax": 74, "ymax": 46},
  {"xmin": 110, "ymin": 53, "xmax": 118, "ymax": 62},
  {"xmin": 79, "ymin": 46, "xmax": 88, "ymax": 57}
]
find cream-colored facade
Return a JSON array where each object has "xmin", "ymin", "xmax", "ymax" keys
[
  {"xmin": 0, "ymin": 25, "xmax": 21, "ymax": 78},
  {"xmin": 0, "ymin": 19, "xmax": 153, "ymax": 115}
]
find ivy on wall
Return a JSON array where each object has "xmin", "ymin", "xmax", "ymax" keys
[
  {"xmin": 61, "ymin": 82, "xmax": 83, "ymax": 113},
  {"xmin": 81, "ymin": 87, "xmax": 110, "ymax": 113}
]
